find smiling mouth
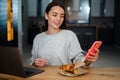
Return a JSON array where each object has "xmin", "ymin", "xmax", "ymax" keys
[{"xmin": 55, "ymin": 22, "xmax": 61, "ymax": 27}]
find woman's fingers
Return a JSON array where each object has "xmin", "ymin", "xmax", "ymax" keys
[
  {"xmin": 34, "ymin": 58, "xmax": 47, "ymax": 68},
  {"xmin": 86, "ymin": 51, "xmax": 99, "ymax": 62}
]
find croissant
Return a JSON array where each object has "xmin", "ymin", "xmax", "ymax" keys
[
  {"xmin": 59, "ymin": 62, "xmax": 86, "ymax": 74},
  {"xmin": 59, "ymin": 63, "xmax": 75, "ymax": 73}
]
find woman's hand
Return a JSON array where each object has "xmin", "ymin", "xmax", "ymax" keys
[
  {"xmin": 84, "ymin": 48, "xmax": 99, "ymax": 66},
  {"xmin": 33, "ymin": 58, "xmax": 47, "ymax": 68},
  {"xmin": 86, "ymin": 48, "xmax": 99, "ymax": 62}
]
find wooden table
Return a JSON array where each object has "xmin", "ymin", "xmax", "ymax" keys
[{"xmin": 0, "ymin": 66, "xmax": 120, "ymax": 80}]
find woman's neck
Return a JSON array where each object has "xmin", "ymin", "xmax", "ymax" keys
[{"xmin": 46, "ymin": 28, "xmax": 61, "ymax": 35}]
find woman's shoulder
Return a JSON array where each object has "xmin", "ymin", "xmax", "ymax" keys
[
  {"xmin": 62, "ymin": 29, "xmax": 76, "ymax": 35},
  {"xmin": 62, "ymin": 29, "xmax": 75, "ymax": 34},
  {"xmin": 34, "ymin": 32, "xmax": 46, "ymax": 39}
]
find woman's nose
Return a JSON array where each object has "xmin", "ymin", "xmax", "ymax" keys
[{"xmin": 56, "ymin": 16, "xmax": 61, "ymax": 21}]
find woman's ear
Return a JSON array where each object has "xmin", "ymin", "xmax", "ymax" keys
[{"xmin": 45, "ymin": 13, "xmax": 48, "ymax": 20}]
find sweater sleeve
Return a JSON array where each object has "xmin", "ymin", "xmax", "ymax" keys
[
  {"xmin": 67, "ymin": 31, "xmax": 85, "ymax": 63},
  {"xmin": 31, "ymin": 35, "xmax": 39, "ymax": 64}
]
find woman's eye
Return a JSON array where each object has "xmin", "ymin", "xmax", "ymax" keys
[
  {"xmin": 53, "ymin": 14, "xmax": 57, "ymax": 17},
  {"xmin": 61, "ymin": 16, "xmax": 64, "ymax": 18}
]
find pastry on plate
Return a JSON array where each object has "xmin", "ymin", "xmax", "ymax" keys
[
  {"xmin": 59, "ymin": 63, "xmax": 75, "ymax": 73},
  {"xmin": 59, "ymin": 62, "xmax": 86, "ymax": 74}
]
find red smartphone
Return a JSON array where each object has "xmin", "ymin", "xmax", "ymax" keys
[{"xmin": 85, "ymin": 41, "xmax": 102, "ymax": 60}]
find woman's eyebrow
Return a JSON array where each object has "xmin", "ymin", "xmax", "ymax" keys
[
  {"xmin": 52, "ymin": 12, "xmax": 58, "ymax": 14},
  {"xmin": 52, "ymin": 12, "xmax": 64, "ymax": 15}
]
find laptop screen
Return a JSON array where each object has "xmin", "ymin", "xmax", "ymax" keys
[{"xmin": 0, "ymin": 46, "xmax": 44, "ymax": 77}]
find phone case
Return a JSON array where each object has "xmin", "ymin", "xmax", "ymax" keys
[{"xmin": 85, "ymin": 41, "xmax": 102, "ymax": 59}]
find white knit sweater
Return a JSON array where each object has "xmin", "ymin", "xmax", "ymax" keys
[{"xmin": 31, "ymin": 29, "xmax": 84, "ymax": 66}]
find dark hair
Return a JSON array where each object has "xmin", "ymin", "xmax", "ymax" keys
[{"xmin": 44, "ymin": 1, "xmax": 66, "ymax": 29}]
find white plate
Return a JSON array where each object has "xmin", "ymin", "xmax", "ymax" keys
[{"xmin": 59, "ymin": 67, "xmax": 89, "ymax": 77}]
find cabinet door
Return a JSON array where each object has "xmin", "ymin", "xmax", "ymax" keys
[
  {"xmin": 104, "ymin": 0, "xmax": 114, "ymax": 16},
  {"xmin": 91, "ymin": 0, "xmax": 114, "ymax": 17},
  {"xmin": 91, "ymin": 0, "xmax": 101, "ymax": 16}
]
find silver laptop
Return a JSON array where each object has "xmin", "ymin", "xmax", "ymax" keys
[{"xmin": 0, "ymin": 46, "xmax": 44, "ymax": 78}]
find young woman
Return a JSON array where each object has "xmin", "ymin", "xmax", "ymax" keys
[{"xmin": 31, "ymin": 1, "xmax": 99, "ymax": 68}]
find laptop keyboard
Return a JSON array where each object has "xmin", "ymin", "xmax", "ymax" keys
[{"xmin": 24, "ymin": 67, "xmax": 45, "ymax": 77}]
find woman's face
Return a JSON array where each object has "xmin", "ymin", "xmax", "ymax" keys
[{"xmin": 45, "ymin": 6, "xmax": 64, "ymax": 29}]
